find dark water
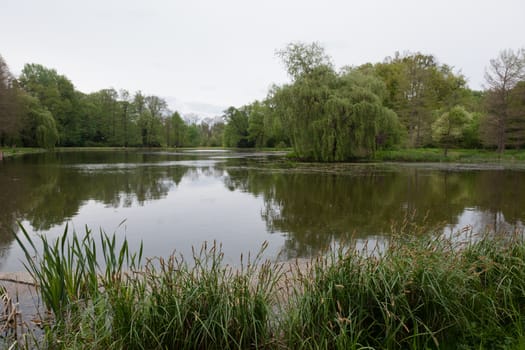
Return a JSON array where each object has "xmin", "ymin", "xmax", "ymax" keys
[{"xmin": 1, "ymin": 150, "xmax": 524, "ymax": 271}]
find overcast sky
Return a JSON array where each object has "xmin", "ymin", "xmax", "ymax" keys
[{"xmin": 2, "ymin": 0, "xmax": 524, "ymax": 118}]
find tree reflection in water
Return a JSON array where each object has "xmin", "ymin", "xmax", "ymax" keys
[
  {"xmin": 1, "ymin": 151, "xmax": 525, "ymax": 268},
  {"xmin": 224, "ymin": 164, "xmax": 525, "ymax": 259}
]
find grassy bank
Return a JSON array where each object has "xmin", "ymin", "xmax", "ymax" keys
[
  {"xmin": 2, "ymin": 146, "xmax": 525, "ymax": 165},
  {"xmin": 7, "ymin": 226, "xmax": 525, "ymax": 349},
  {"xmin": 0, "ymin": 147, "xmax": 45, "ymax": 159},
  {"xmin": 373, "ymin": 148, "xmax": 525, "ymax": 163}
]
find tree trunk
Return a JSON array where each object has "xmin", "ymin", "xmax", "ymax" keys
[{"xmin": 497, "ymin": 111, "xmax": 506, "ymax": 153}]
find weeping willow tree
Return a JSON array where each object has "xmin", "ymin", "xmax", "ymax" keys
[
  {"xmin": 35, "ymin": 108, "xmax": 59, "ymax": 149},
  {"xmin": 19, "ymin": 94, "xmax": 59, "ymax": 149},
  {"xmin": 274, "ymin": 42, "xmax": 402, "ymax": 161}
]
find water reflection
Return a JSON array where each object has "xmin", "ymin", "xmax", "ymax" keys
[
  {"xmin": 223, "ymin": 163, "xmax": 525, "ymax": 259},
  {"xmin": 1, "ymin": 151, "xmax": 524, "ymax": 271}
]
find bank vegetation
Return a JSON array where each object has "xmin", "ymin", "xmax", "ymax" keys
[{"xmin": 4, "ymin": 224, "xmax": 525, "ymax": 349}]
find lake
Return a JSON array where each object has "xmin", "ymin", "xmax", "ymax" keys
[{"xmin": 1, "ymin": 149, "xmax": 524, "ymax": 271}]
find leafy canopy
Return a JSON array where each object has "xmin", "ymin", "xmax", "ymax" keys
[{"xmin": 273, "ymin": 42, "xmax": 402, "ymax": 161}]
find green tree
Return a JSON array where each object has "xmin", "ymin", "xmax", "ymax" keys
[
  {"xmin": 118, "ymin": 89, "xmax": 134, "ymax": 147},
  {"xmin": 222, "ymin": 106, "xmax": 252, "ymax": 147},
  {"xmin": 274, "ymin": 43, "xmax": 401, "ymax": 161},
  {"xmin": 374, "ymin": 53, "xmax": 468, "ymax": 147},
  {"xmin": 198, "ymin": 118, "xmax": 213, "ymax": 146},
  {"xmin": 165, "ymin": 111, "xmax": 187, "ymax": 147},
  {"xmin": 432, "ymin": 105, "xmax": 472, "ymax": 156},
  {"xmin": 461, "ymin": 112, "xmax": 482, "ymax": 148},
  {"xmin": 86, "ymin": 88, "xmax": 142, "ymax": 147},
  {"xmin": 103, "ymin": 88, "xmax": 119, "ymax": 145},
  {"xmin": 186, "ymin": 123, "xmax": 201, "ymax": 147},
  {"xmin": 0, "ymin": 55, "xmax": 21, "ymax": 146},
  {"xmin": 276, "ymin": 41, "xmax": 333, "ymax": 81},
  {"xmin": 89, "ymin": 88, "xmax": 118, "ymax": 145},
  {"xmin": 130, "ymin": 93, "xmax": 167, "ymax": 147},
  {"xmin": 34, "ymin": 108, "xmax": 59, "ymax": 149},
  {"xmin": 17, "ymin": 94, "xmax": 59, "ymax": 149},
  {"xmin": 208, "ymin": 119, "xmax": 225, "ymax": 147},
  {"xmin": 141, "ymin": 95, "xmax": 167, "ymax": 146},
  {"xmin": 263, "ymin": 86, "xmax": 290, "ymax": 148},
  {"xmin": 19, "ymin": 63, "xmax": 81, "ymax": 145},
  {"xmin": 247, "ymin": 101, "xmax": 267, "ymax": 147},
  {"xmin": 171, "ymin": 111, "xmax": 187, "ymax": 147},
  {"xmin": 398, "ymin": 54, "xmax": 439, "ymax": 147},
  {"xmin": 131, "ymin": 91, "xmax": 147, "ymax": 146}
]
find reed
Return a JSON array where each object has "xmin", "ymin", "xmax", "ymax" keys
[
  {"xmin": 15, "ymin": 225, "xmax": 281, "ymax": 349},
  {"xmin": 15, "ymin": 224, "xmax": 141, "ymax": 324},
  {"xmin": 283, "ymin": 231, "xmax": 525, "ymax": 349},
  {"xmin": 12, "ymin": 224, "xmax": 525, "ymax": 349}
]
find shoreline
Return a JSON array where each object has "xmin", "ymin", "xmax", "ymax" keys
[{"xmin": 2, "ymin": 146, "xmax": 525, "ymax": 167}]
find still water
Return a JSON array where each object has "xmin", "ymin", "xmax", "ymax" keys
[{"xmin": 1, "ymin": 149, "xmax": 524, "ymax": 271}]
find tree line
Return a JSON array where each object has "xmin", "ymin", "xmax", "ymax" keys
[
  {"xmin": 1, "ymin": 44, "xmax": 524, "ymax": 160},
  {"xmin": 222, "ymin": 43, "xmax": 525, "ymax": 160},
  {"xmin": 0, "ymin": 59, "xmax": 224, "ymax": 149}
]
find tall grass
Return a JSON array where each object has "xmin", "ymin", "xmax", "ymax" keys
[
  {"xmin": 283, "ymin": 231, "xmax": 525, "ymax": 349},
  {"xmin": 13, "ymin": 224, "xmax": 525, "ymax": 349},
  {"xmin": 15, "ymin": 225, "xmax": 281, "ymax": 349},
  {"xmin": 15, "ymin": 224, "xmax": 141, "ymax": 324},
  {"xmin": 126, "ymin": 243, "xmax": 280, "ymax": 350}
]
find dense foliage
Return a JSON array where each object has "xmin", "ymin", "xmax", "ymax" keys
[
  {"xmin": 0, "ymin": 59, "xmax": 225, "ymax": 149},
  {"xmin": 273, "ymin": 66, "xmax": 402, "ymax": 160},
  {"xmin": 1, "ymin": 45, "xmax": 524, "ymax": 159},
  {"xmin": 432, "ymin": 105, "xmax": 472, "ymax": 156}
]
